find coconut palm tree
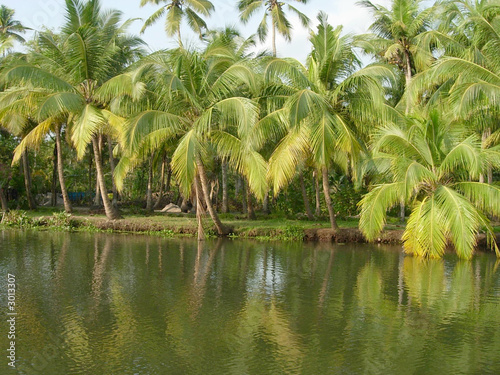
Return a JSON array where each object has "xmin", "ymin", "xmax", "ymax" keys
[
  {"xmin": 260, "ymin": 12, "xmax": 392, "ymax": 229},
  {"xmin": 0, "ymin": 5, "xmax": 30, "ymax": 43},
  {"xmin": 237, "ymin": 0, "xmax": 310, "ymax": 57},
  {"xmin": 0, "ymin": 0, "xmax": 144, "ymax": 220},
  {"xmin": 112, "ymin": 43, "xmax": 263, "ymax": 236},
  {"xmin": 140, "ymin": 0, "xmax": 214, "ymax": 46},
  {"xmin": 409, "ymin": 0, "xmax": 500, "ymax": 183},
  {"xmin": 359, "ymin": 110, "xmax": 500, "ymax": 259}
]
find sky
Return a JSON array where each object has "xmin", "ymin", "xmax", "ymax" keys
[{"xmin": 3, "ymin": 0, "xmax": 395, "ymax": 63}]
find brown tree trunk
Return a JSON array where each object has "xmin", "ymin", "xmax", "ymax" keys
[
  {"xmin": 194, "ymin": 175, "xmax": 205, "ymax": 241},
  {"xmin": 21, "ymin": 150, "xmax": 36, "ymax": 210},
  {"xmin": 51, "ymin": 143, "xmax": 57, "ymax": 206},
  {"xmin": 314, "ymin": 170, "xmax": 321, "ymax": 216},
  {"xmin": 88, "ymin": 149, "xmax": 93, "ymax": 206},
  {"xmin": 0, "ymin": 187, "xmax": 8, "ymax": 212},
  {"xmin": 246, "ymin": 180, "xmax": 256, "ymax": 220},
  {"xmin": 300, "ymin": 171, "xmax": 314, "ymax": 220},
  {"xmin": 56, "ymin": 125, "xmax": 72, "ymax": 213},
  {"xmin": 146, "ymin": 154, "xmax": 154, "ymax": 212},
  {"xmin": 221, "ymin": 160, "xmax": 229, "ymax": 213},
  {"xmin": 107, "ymin": 135, "xmax": 118, "ymax": 207},
  {"xmin": 92, "ymin": 136, "xmax": 121, "ymax": 220},
  {"xmin": 262, "ymin": 192, "xmax": 269, "ymax": 214},
  {"xmin": 154, "ymin": 153, "xmax": 166, "ymax": 210},
  {"xmin": 94, "ymin": 135, "xmax": 103, "ymax": 207},
  {"xmin": 196, "ymin": 158, "xmax": 229, "ymax": 235},
  {"xmin": 322, "ymin": 167, "xmax": 338, "ymax": 230}
]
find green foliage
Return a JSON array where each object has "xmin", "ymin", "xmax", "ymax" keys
[{"xmin": 0, "ymin": 210, "xmax": 32, "ymax": 227}]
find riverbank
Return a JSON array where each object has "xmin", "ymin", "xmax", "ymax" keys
[{"xmin": 1, "ymin": 208, "xmax": 499, "ymax": 246}]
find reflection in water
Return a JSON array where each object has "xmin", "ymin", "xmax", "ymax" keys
[{"xmin": 0, "ymin": 231, "xmax": 499, "ymax": 375}]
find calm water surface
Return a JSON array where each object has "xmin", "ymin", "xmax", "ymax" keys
[{"xmin": 1, "ymin": 230, "xmax": 499, "ymax": 375}]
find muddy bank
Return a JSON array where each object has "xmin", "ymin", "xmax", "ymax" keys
[{"xmin": 304, "ymin": 228, "xmax": 404, "ymax": 244}]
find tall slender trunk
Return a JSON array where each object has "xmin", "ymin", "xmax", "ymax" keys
[
  {"xmin": 300, "ymin": 171, "xmax": 314, "ymax": 220},
  {"xmin": 314, "ymin": 170, "xmax": 321, "ymax": 216},
  {"xmin": 401, "ymin": 49, "xmax": 413, "ymax": 223},
  {"xmin": 22, "ymin": 150, "xmax": 36, "ymax": 210},
  {"xmin": 194, "ymin": 175, "xmax": 205, "ymax": 241},
  {"xmin": 246, "ymin": 180, "xmax": 256, "ymax": 220},
  {"xmin": 262, "ymin": 192, "xmax": 269, "ymax": 214},
  {"xmin": 55, "ymin": 125, "xmax": 72, "ymax": 213},
  {"xmin": 94, "ymin": 135, "xmax": 102, "ymax": 207},
  {"xmin": 272, "ymin": 22, "xmax": 277, "ymax": 57},
  {"xmin": 177, "ymin": 28, "xmax": 183, "ymax": 48},
  {"xmin": 0, "ymin": 187, "xmax": 8, "ymax": 212},
  {"xmin": 240, "ymin": 176, "xmax": 247, "ymax": 214},
  {"xmin": 154, "ymin": 153, "xmax": 166, "ymax": 210},
  {"xmin": 51, "ymin": 143, "xmax": 57, "ymax": 207},
  {"xmin": 196, "ymin": 158, "xmax": 228, "ymax": 236},
  {"xmin": 88, "ymin": 149, "xmax": 93, "ymax": 206},
  {"xmin": 107, "ymin": 135, "xmax": 118, "ymax": 207},
  {"xmin": 92, "ymin": 136, "xmax": 120, "ymax": 220},
  {"xmin": 322, "ymin": 167, "xmax": 338, "ymax": 230},
  {"xmin": 221, "ymin": 160, "xmax": 229, "ymax": 213},
  {"xmin": 146, "ymin": 154, "xmax": 154, "ymax": 212}
]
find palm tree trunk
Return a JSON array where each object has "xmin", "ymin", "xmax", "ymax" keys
[
  {"xmin": 21, "ymin": 150, "xmax": 36, "ymax": 210},
  {"xmin": 300, "ymin": 171, "xmax": 314, "ymax": 220},
  {"xmin": 146, "ymin": 154, "xmax": 154, "ymax": 212},
  {"xmin": 262, "ymin": 192, "xmax": 269, "ymax": 214},
  {"xmin": 194, "ymin": 175, "xmax": 205, "ymax": 241},
  {"xmin": 51, "ymin": 143, "xmax": 57, "ymax": 206},
  {"xmin": 0, "ymin": 187, "xmax": 8, "ymax": 212},
  {"xmin": 322, "ymin": 166, "xmax": 338, "ymax": 230},
  {"xmin": 92, "ymin": 136, "xmax": 120, "ymax": 220},
  {"xmin": 94, "ymin": 136, "xmax": 102, "ymax": 207},
  {"xmin": 107, "ymin": 135, "xmax": 118, "ymax": 207},
  {"xmin": 272, "ymin": 22, "xmax": 277, "ymax": 57},
  {"xmin": 221, "ymin": 160, "xmax": 229, "ymax": 213},
  {"xmin": 177, "ymin": 28, "xmax": 183, "ymax": 48},
  {"xmin": 246, "ymin": 180, "xmax": 256, "ymax": 220},
  {"xmin": 55, "ymin": 125, "xmax": 72, "ymax": 213},
  {"xmin": 154, "ymin": 153, "xmax": 166, "ymax": 210},
  {"xmin": 314, "ymin": 170, "xmax": 321, "ymax": 216},
  {"xmin": 196, "ymin": 158, "xmax": 228, "ymax": 236}
]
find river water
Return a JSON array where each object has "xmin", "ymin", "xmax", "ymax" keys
[{"xmin": 0, "ymin": 230, "xmax": 499, "ymax": 374}]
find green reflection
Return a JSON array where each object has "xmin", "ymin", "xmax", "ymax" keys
[{"xmin": 0, "ymin": 231, "xmax": 499, "ymax": 375}]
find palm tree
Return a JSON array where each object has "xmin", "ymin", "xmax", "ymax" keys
[
  {"xmin": 359, "ymin": 110, "xmax": 500, "ymax": 259},
  {"xmin": 357, "ymin": 0, "xmax": 436, "ymax": 94},
  {"xmin": 410, "ymin": 0, "xmax": 500, "ymax": 182},
  {"xmin": 113, "ymin": 43, "xmax": 264, "ymax": 237},
  {"xmin": 140, "ymin": 0, "xmax": 214, "ymax": 46},
  {"xmin": 260, "ymin": 12, "xmax": 392, "ymax": 229},
  {"xmin": 237, "ymin": 0, "xmax": 310, "ymax": 57},
  {"xmin": 0, "ymin": 5, "xmax": 30, "ymax": 43},
  {"xmin": 1, "ymin": 0, "xmax": 144, "ymax": 220}
]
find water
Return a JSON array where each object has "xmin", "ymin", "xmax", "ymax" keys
[{"xmin": 0, "ymin": 230, "xmax": 499, "ymax": 375}]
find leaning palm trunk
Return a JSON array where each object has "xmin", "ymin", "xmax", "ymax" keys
[
  {"xmin": 94, "ymin": 136, "xmax": 103, "ymax": 207},
  {"xmin": 55, "ymin": 126, "xmax": 72, "ymax": 213},
  {"xmin": 322, "ymin": 167, "xmax": 338, "ymax": 230},
  {"xmin": 92, "ymin": 136, "xmax": 120, "ymax": 220},
  {"xmin": 300, "ymin": 171, "xmax": 314, "ymax": 220},
  {"xmin": 194, "ymin": 175, "xmax": 205, "ymax": 241},
  {"xmin": 21, "ymin": 150, "xmax": 36, "ymax": 210},
  {"xmin": 107, "ymin": 136, "xmax": 118, "ymax": 207},
  {"xmin": 196, "ymin": 159, "xmax": 228, "ymax": 236},
  {"xmin": 221, "ymin": 160, "xmax": 229, "ymax": 213}
]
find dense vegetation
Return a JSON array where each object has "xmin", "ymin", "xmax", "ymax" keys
[{"xmin": 0, "ymin": 0, "xmax": 499, "ymax": 259}]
